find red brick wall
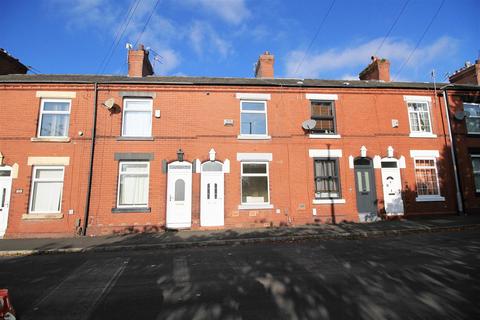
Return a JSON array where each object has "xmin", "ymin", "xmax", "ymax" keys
[
  {"xmin": 0, "ymin": 84, "xmax": 94, "ymax": 237},
  {"xmin": 446, "ymin": 90, "xmax": 480, "ymax": 214},
  {"xmin": 0, "ymin": 83, "xmax": 458, "ymax": 238}
]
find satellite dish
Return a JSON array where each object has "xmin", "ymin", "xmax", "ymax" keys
[
  {"xmin": 102, "ymin": 98, "xmax": 115, "ymax": 110},
  {"xmin": 454, "ymin": 111, "xmax": 466, "ymax": 121},
  {"xmin": 302, "ymin": 119, "xmax": 317, "ymax": 130}
]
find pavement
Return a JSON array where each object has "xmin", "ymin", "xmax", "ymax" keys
[{"xmin": 1, "ymin": 214, "xmax": 480, "ymax": 256}]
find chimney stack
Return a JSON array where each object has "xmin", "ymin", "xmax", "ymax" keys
[
  {"xmin": 255, "ymin": 51, "xmax": 274, "ymax": 78},
  {"xmin": 359, "ymin": 56, "xmax": 390, "ymax": 82},
  {"xmin": 448, "ymin": 59, "xmax": 480, "ymax": 85},
  {"xmin": 128, "ymin": 44, "xmax": 154, "ymax": 77}
]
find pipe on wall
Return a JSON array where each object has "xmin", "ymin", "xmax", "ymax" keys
[{"xmin": 82, "ymin": 82, "xmax": 99, "ymax": 235}]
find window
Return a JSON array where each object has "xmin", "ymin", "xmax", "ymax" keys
[
  {"xmin": 407, "ymin": 102, "xmax": 432, "ymax": 134},
  {"xmin": 471, "ymin": 155, "xmax": 480, "ymax": 192},
  {"xmin": 122, "ymin": 99, "xmax": 152, "ymax": 137},
  {"xmin": 241, "ymin": 162, "xmax": 269, "ymax": 204},
  {"xmin": 314, "ymin": 159, "xmax": 340, "ymax": 199},
  {"xmin": 117, "ymin": 162, "xmax": 149, "ymax": 207},
  {"xmin": 464, "ymin": 103, "xmax": 480, "ymax": 134},
  {"xmin": 29, "ymin": 166, "xmax": 64, "ymax": 213},
  {"xmin": 38, "ymin": 99, "xmax": 71, "ymax": 137},
  {"xmin": 311, "ymin": 101, "xmax": 336, "ymax": 134},
  {"xmin": 240, "ymin": 101, "xmax": 267, "ymax": 136},
  {"xmin": 414, "ymin": 158, "xmax": 441, "ymax": 197}
]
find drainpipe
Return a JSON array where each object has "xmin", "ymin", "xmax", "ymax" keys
[
  {"xmin": 82, "ymin": 82, "xmax": 99, "ymax": 235},
  {"xmin": 442, "ymin": 87, "xmax": 464, "ymax": 215}
]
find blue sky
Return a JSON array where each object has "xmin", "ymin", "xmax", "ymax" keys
[{"xmin": 1, "ymin": 0, "xmax": 479, "ymax": 82}]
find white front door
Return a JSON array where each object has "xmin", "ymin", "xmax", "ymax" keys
[
  {"xmin": 200, "ymin": 161, "xmax": 224, "ymax": 227},
  {"xmin": 380, "ymin": 160, "xmax": 404, "ymax": 215},
  {"xmin": 0, "ymin": 168, "xmax": 13, "ymax": 237},
  {"xmin": 166, "ymin": 161, "xmax": 192, "ymax": 229}
]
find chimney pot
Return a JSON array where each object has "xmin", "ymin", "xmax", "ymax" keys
[
  {"xmin": 359, "ymin": 57, "xmax": 390, "ymax": 82},
  {"xmin": 128, "ymin": 44, "xmax": 154, "ymax": 77},
  {"xmin": 254, "ymin": 51, "xmax": 274, "ymax": 78}
]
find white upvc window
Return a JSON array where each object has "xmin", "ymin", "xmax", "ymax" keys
[
  {"xmin": 117, "ymin": 161, "xmax": 150, "ymax": 208},
  {"xmin": 122, "ymin": 99, "xmax": 152, "ymax": 137},
  {"xmin": 413, "ymin": 158, "xmax": 443, "ymax": 201},
  {"xmin": 464, "ymin": 103, "xmax": 480, "ymax": 134},
  {"xmin": 29, "ymin": 166, "xmax": 65, "ymax": 213},
  {"xmin": 38, "ymin": 99, "xmax": 71, "ymax": 137},
  {"xmin": 239, "ymin": 100, "xmax": 268, "ymax": 138},
  {"xmin": 407, "ymin": 101, "xmax": 433, "ymax": 135},
  {"xmin": 240, "ymin": 162, "xmax": 270, "ymax": 205},
  {"xmin": 471, "ymin": 155, "xmax": 480, "ymax": 192}
]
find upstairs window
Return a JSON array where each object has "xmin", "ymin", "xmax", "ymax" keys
[
  {"xmin": 314, "ymin": 158, "xmax": 340, "ymax": 199},
  {"xmin": 464, "ymin": 103, "xmax": 480, "ymax": 134},
  {"xmin": 38, "ymin": 99, "xmax": 71, "ymax": 137},
  {"xmin": 240, "ymin": 101, "xmax": 267, "ymax": 136},
  {"xmin": 122, "ymin": 99, "xmax": 152, "ymax": 137},
  {"xmin": 311, "ymin": 101, "xmax": 336, "ymax": 134},
  {"xmin": 407, "ymin": 102, "xmax": 432, "ymax": 134},
  {"xmin": 414, "ymin": 158, "xmax": 440, "ymax": 197}
]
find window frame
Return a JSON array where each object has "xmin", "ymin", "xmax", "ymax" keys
[
  {"xmin": 470, "ymin": 154, "xmax": 480, "ymax": 192},
  {"xmin": 464, "ymin": 102, "xmax": 480, "ymax": 135},
  {"xmin": 310, "ymin": 100, "xmax": 337, "ymax": 135},
  {"xmin": 28, "ymin": 165, "xmax": 65, "ymax": 214},
  {"xmin": 407, "ymin": 100, "xmax": 433, "ymax": 135},
  {"xmin": 313, "ymin": 157, "xmax": 341, "ymax": 199},
  {"xmin": 413, "ymin": 157, "xmax": 442, "ymax": 199},
  {"xmin": 116, "ymin": 161, "xmax": 150, "ymax": 208},
  {"xmin": 240, "ymin": 161, "xmax": 270, "ymax": 205},
  {"xmin": 37, "ymin": 98, "xmax": 71, "ymax": 138},
  {"xmin": 239, "ymin": 100, "xmax": 269, "ymax": 138},
  {"xmin": 121, "ymin": 98, "xmax": 153, "ymax": 138}
]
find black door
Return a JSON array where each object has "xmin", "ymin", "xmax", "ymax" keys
[{"xmin": 354, "ymin": 158, "xmax": 377, "ymax": 215}]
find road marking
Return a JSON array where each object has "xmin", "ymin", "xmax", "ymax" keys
[{"xmin": 22, "ymin": 258, "xmax": 129, "ymax": 320}]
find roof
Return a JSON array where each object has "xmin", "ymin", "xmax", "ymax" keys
[{"xmin": 0, "ymin": 73, "xmax": 478, "ymax": 91}]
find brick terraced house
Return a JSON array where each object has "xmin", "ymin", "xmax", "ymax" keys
[{"xmin": 0, "ymin": 47, "xmax": 477, "ymax": 238}]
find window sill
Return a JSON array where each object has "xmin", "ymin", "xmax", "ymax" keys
[
  {"xmin": 22, "ymin": 213, "xmax": 64, "ymax": 220},
  {"xmin": 313, "ymin": 198, "xmax": 346, "ymax": 204},
  {"xmin": 238, "ymin": 204, "xmax": 274, "ymax": 210},
  {"xmin": 111, "ymin": 207, "xmax": 151, "ymax": 213},
  {"xmin": 409, "ymin": 133, "xmax": 437, "ymax": 138},
  {"xmin": 309, "ymin": 134, "xmax": 341, "ymax": 139},
  {"xmin": 116, "ymin": 137, "xmax": 154, "ymax": 141},
  {"xmin": 415, "ymin": 196, "xmax": 445, "ymax": 202},
  {"xmin": 467, "ymin": 133, "xmax": 480, "ymax": 137},
  {"xmin": 31, "ymin": 137, "xmax": 71, "ymax": 143},
  {"xmin": 237, "ymin": 135, "xmax": 271, "ymax": 140}
]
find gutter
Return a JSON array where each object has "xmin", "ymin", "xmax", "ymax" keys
[
  {"xmin": 82, "ymin": 82, "xmax": 98, "ymax": 235},
  {"xmin": 442, "ymin": 86, "xmax": 465, "ymax": 214}
]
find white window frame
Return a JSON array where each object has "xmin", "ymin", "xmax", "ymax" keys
[
  {"xmin": 464, "ymin": 103, "xmax": 480, "ymax": 134},
  {"xmin": 413, "ymin": 157, "xmax": 444, "ymax": 201},
  {"xmin": 471, "ymin": 155, "xmax": 480, "ymax": 192},
  {"xmin": 37, "ymin": 99, "xmax": 71, "ymax": 138},
  {"xmin": 238, "ymin": 100, "xmax": 270, "ymax": 139},
  {"xmin": 406, "ymin": 99, "xmax": 435, "ymax": 137},
  {"xmin": 116, "ymin": 161, "xmax": 150, "ymax": 208},
  {"xmin": 240, "ymin": 161, "xmax": 271, "ymax": 208},
  {"xmin": 29, "ymin": 166, "xmax": 65, "ymax": 214},
  {"xmin": 121, "ymin": 98, "xmax": 153, "ymax": 137}
]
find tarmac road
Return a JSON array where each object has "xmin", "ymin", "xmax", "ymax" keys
[{"xmin": 1, "ymin": 230, "xmax": 479, "ymax": 319}]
